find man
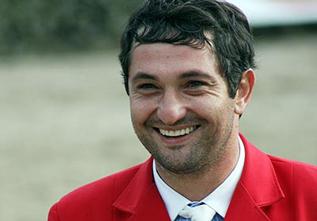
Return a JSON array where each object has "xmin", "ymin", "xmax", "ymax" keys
[{"xmin": 48, "ymin": 0, "xmax": 317, "ymax": 220}]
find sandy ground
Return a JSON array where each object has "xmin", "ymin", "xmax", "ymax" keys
[{"xmin": 0, "ymin": 32, "xmax": 316, "ymax": 221}]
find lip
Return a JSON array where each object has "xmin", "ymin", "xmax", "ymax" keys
[{"xmin": 153, "ymin": 126, "xmax": 200, "ymax": 146}]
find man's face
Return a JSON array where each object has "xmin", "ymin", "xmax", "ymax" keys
[{"xmin": 128, "ymin": 43, "xmax": 239, "ymax": 174}]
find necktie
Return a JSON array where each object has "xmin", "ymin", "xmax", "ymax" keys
[{"xmin": 175, "ymin": 202, "xmax": 223, "ymax": 221}]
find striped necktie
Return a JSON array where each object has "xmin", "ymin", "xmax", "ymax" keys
[{"xmin": 175, "ymin": 202, "xmax": 224, "ymax": 221}]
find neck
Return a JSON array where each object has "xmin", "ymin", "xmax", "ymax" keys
[{"xmin": 155, "ymin": 137, "xmax": 240, "ymax": 201}]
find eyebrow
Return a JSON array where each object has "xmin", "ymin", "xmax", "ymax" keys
[
  {"xmin": 131, "ymin": 70, "xmax": 217, "ymax": 82},
  {"xmin": 180, "ymin": 71, "xmax": 217, "ymax": 81},
  {"xmin": 131, "ymin": 72, "xmax": 158, "ymax": 82}
]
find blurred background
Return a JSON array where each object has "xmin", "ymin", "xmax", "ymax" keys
[{"xmin": 0, "ymin": 0, "xmax": 316, "ymax": 220}]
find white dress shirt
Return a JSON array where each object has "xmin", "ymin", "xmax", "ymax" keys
[{"xmin": 153, "ymin": 137, "xmax": 245, "ymax": 221}]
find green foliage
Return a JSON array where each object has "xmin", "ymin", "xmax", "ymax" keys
[{"xmin": 0, "ymin": 0, "xmax": 142, "ymax": 54}]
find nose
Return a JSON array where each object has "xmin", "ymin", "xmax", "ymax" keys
[{"xmin": 157, "ymin": 90, "xmax": 187, "ymax": 125}]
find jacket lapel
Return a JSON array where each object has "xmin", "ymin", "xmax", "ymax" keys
[
  {"xmin": 112, "ymin": 158, "xmax": 170, "ymax": 221},
  {"xmin": 112, "ymin": 135, "xmax": 285, "ymax": 221},
  {"xmin": 225, "ymin": 135, "xmax": 285, "ymax": 221}
]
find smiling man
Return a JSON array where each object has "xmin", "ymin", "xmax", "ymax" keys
[{"xmin": 48, "ymin": 0, "xmax": 317, "ymax": 221}]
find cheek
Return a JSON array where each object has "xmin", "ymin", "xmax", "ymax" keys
[
  {"xmin": 187, "ymin": 96, "xmax": 234, "ymax": 120},
  {"xmin": 186, "ymin": 96, "xmax": 218, "ymax": 115},
  {"xmin": 130, "ymin": 97, "xmax": 157, "ymax": 125}
]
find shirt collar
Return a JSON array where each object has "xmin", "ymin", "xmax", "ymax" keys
[{"xmin": 153, "ymin": 136, "xmax": 245, "ymax": 220}]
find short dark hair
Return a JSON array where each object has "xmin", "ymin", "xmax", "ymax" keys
[{"xmin": 119, "ymin": 0, "xmax": 256, "ymax": 98}]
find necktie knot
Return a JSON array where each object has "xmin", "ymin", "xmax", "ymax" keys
[{"xmin": 178, "ymin": 202, "xmax": 216, "ymax": 221}]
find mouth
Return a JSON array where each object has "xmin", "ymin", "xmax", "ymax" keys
[{"xmin": 154, "ymin": 126, "xmax": 199, "ymax": 138}]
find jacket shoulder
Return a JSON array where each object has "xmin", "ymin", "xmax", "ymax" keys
[
  {"xmin": 48, "ymin": 161, "xmax": 148, "ymax": 220},
  {"xmin": 269, "ymin": 155, "xmax": 317, "ymax": 202},
  {"xmin": 65, "ymin": 162, "xmax": 143, "ymax": 200},
  {"xmin": 269, "ymin": 154, "xmax": 317, "ymax": 186}
]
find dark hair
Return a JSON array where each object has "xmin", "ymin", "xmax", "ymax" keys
[{"xmin": 119, "ymin": 0, "xmax": 256, "ymax": 98}]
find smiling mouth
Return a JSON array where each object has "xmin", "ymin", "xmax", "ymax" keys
[{"xmin": 154, "ymin": 126, "xmax": 199, "ymax": 138}]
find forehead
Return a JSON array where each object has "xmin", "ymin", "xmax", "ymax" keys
[{"xmin": 129, "ymin": 43, "xmax": 220, "ymax": 79}]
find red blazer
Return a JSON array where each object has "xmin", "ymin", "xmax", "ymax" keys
[{"xmin": 48, "ymin": 135, "xmax": 317, "ymax": 220}]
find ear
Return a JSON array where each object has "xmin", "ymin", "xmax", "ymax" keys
[{"xmin": 234, "ymin": 69, "xmax": 255, "ymax": 115}]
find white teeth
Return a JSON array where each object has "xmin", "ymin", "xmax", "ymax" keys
[{"xmin": 159, "ymin": 126, "xmax": 196, "ymax": 137}]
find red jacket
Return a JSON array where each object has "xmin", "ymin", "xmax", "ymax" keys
[{"xmin": 48, "ymin": 135, "xmax": 317, "ymax": 220}]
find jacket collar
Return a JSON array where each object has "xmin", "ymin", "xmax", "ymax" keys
[
  {"xmin": 112, "ymin": 158, "xmax": 170, "ymax": 221},
  {"xmin": 225, "ymin": 134, "xmax": 285, "ymax": 221},
  {"xmin": 112, "ymin": 134, "xmax": 285, "ymax": 221}
]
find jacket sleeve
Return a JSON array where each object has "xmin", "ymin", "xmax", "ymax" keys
[{"xmin": 48, "ymin": 203, "xmax": 61, "ymax": 221}]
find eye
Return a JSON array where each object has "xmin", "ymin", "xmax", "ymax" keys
[
  {"xmin": 183, "ymin": 80, "xmax": 210, "ymax": 95},
  {"xmin": 134, "ymin": 83, "xmax": 160, "ymax": 95},
  {"xmin": 186, "ymin": 80, "xmax": 207, "ymax": 89},
  {"xmin": 137, "ymin": 83, "xmax": 158, "ymax": 90}
]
